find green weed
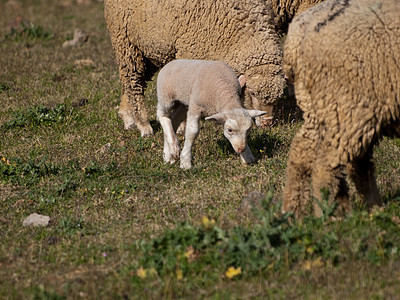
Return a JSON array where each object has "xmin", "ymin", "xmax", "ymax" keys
[
  {"xmin": 1, "ymin": 104, "xmax": 74, "ymax": 130},
  {"xmin": 6, "ymin": 21, "xmax": 53, "ymax": 41}
]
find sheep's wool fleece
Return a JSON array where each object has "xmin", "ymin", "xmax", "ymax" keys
[
  {"xmin": 104, "ymin": 0, "xmax": 284, "ymax": 106},
  {"xmin": 284, "ymin": 0, "xmax": 400, "ymax": 167},
  {"xmin": 271, "ymin": 0, "xmax": 325, "ymax": 33}
]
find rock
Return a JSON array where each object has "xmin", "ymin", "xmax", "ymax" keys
[
  {"xmin": 0, "ymin": 217, "xmax": 9, "ymax": 224},
  {"xmin": 23, "ymin": 213, "xmax": 50, "ymax": 227},
  {"xmin": 240, "ymin": 191, "xmax": 265, "ymax": 213},
  {"xmin": 100, "ymin": 143, "xmax": 111, "ymax": 153},
  {"xmin": 62, "ymin": 29, "xmax": 88, "ymax": 48},
  {"xmin": 74, "ymin": 58, "xmax": 95, "ymax": 68}
]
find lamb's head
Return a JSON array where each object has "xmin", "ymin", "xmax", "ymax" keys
[{"xmin": 205, "ymin": 109, "xmax": 269, "ymax": 157}]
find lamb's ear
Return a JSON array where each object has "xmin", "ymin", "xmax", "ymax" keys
[
  {"xmin": 247, "ymin": 110, "xmax": 271, "ymax": 119},
  {"xmin": 238, "ymin": 75, "xmax": 246, "ymax": 88},
  {"xmin": 205, "ymin": 112, "xmax": 227, "ymax": 124}
]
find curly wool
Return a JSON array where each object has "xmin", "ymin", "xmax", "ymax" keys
[
  {"xmin": 283, "ymin": 0, "xmax": 400, "ymax": 217},
  {"xmin": 104, "ymin": 0, "xmax": 285, "ymax": 136},
  {"xmin": 269, "ymin": 0, "xmax": 325, "ymax": 34}
]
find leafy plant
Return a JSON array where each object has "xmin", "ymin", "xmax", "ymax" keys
[
  {"xmin": 1, "ymin": 104, "xmax": 72, "ymax": 130},
  {"xmin": 6, "ymin": 21, "xmax": 53, "ymax": 41},
  {"xmin": 56, "ymin": 216, "xmax": 84, "ymax": 235},
  {"xmin": 0, "ymin": 155, "xmax": 59, "ymax": 186}
]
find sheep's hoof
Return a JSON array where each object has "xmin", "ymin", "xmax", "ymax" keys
[
  {"xmin": 139, "ymin": 125, "xmax": 154, "ymax": 137},
  {"xmin": 255, "ymin": 115, "xmax": 274, "ymax": 127}
]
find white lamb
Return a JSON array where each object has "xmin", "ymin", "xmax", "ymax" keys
[{"xmin": 156, "ymin": 59, "xmax": 269, "ymax": 170}]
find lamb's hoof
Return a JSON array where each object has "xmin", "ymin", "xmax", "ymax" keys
[
  {"xmin": 180, "ymin": 161, "xmax": 192, "ymax": 170},
  {"xmin": 240, "ymin": 154, "xmax": 255, "ymax": 165},
  {"xmin": 176, "ymin": 122, "xmax": 186, "ymax": 135},
  {"xmin": 163, "ymin": 154, "xmax": 176, "ymax": 164}
]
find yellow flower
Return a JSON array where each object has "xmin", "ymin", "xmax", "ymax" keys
[
  {"xmin": 225, "ymin": 266, "xmax": 242, "ymax": 279},
  {"xmin": 1, "ymin": 157, "xmax": 11, "ymax": 165},
  {"xmin": 302, "ymin": 257, "xmax": 324, "ymax": 271},
  {"xmin": 184, "ymin": 246, "xmax": 195, "ymax": 262},
  {"xmin": 176, "ymin": 269, "xmax": 183, "ymax": 281},
  {"xmin": 202, "ymin": 216, "xmax": 215, "ymax": 228},
  {"xmin": 137, "ymin": 267, "xmax": 147, "ymax": 279}
]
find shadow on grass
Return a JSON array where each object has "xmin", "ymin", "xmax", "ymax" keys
[
  {"xmin": 274, "ymin": 89, "xmax": 303, "ymax": 125},
  {"xmin": 383, "ymin": 189, "xmax": 400, "ymax": 204},
  {"xmin": 150, "ymin": 119, "xmax": 162, "ymax": 134},
  {"xmin": 215, "ymin": 131, "xmax": 283, "ymax": 160}
]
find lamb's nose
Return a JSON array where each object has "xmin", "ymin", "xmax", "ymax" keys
[{"xmin": 237, "ymin": 147, "xmax": 245, "ymax": 153}]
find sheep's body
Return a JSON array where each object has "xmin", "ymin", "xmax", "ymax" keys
[
  {"xmin": 157, "ymin": 59, "xmax": 267, "ymax": 169},
  {"xmin": 104, "ymin": 0, "xmax": 284, "ymax": 137},
  {"xmin": 270, "ymin": 0, "xmax": 325, "ymax": 34},
  {"xmin": 283, "ymin": 0, "xmax": 400, "ymax": 217}
]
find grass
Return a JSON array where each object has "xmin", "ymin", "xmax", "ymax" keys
[{"xmin": 1, "ymin": 0, "xmax": 400, "ymax": 299}]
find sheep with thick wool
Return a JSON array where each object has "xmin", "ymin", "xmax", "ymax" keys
[
  {"xmin": 157, "ymin": 59, "xmax": 268, "ymax": 169},
  {"xmin": 270, "ymin": 0, "xmax": 325, "ymax": 34},
  {"xmin": 104, "ymin": 0, "xmax": 285, "ymax": 137},
  {"xmin": 283, "ymin": 0, "xmax": 400, "ymax": 217}
]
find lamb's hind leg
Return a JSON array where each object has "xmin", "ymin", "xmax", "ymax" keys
[
  {"xmin": 157, "ymin": 106, "xmax": 180, "ymax": 164},
  {"xmin": 348, "ymin": 146, "xmax": 382, "ymax": 209},
  {"xmin": 116, "ymin": 44, "xmax": 153, "ymax": 136},
  {"xmin": 283, "ymin": 125, "xmax": 317, "ymax": 217}
]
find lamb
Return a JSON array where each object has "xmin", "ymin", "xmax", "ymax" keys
[
  {"xmin": 282, "ymin": 0, "xmax": 400, "ymax": 217},
  {"xmin": 104, "ymin": 0, "xmax": 285, "ymax": 137},
  {"xmin": 157, "ymin": 59, "xmax": 268, "ymax": 170}
]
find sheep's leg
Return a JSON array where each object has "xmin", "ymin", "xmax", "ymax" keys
[
  {"xmin": 348, "ymin": 147, "xmax": 382, "ymax": 209},
  {"xmin": 157, "ymin": 106, "xmax": 180, "ymax": 164},
  {"xmin": 283, "ymin": 126, "xmax": 317, "ymax": 217},
  {"xmin": 311, "ymin": 159, "xmax": 350, "ymax": 217},
  {"xmin": 115, "ymin": 43, "xmax": 153, "ymax": 136},
  {"xmin": 180, "ymin": 111, "xmax": 200, "ymax": 170},
  {"xmin": 239, "ymin": 144, "xmax": 255, "ymax": 164}
]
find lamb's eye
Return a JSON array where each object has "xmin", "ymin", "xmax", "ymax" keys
[{"xmin": 227, "ymin": 128, "xmax": 233, "ymax": 133}]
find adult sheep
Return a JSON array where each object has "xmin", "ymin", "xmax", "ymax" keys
[
  {"xmin": 269, "ymin": 0, "xmax": 325, "ymax": 34},
  {"xmin": 104, "ymin": 0, "xmax": 285, "ymax": 137},
  {"xmin": 283, "ymin": 0, "xmax": 400, "ymax": 217}
]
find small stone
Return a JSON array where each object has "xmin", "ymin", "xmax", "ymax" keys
[
  {"xmin": 240, "ymin": 191, "xmax": 265, "ymax": 213},
  {"xmin": 100, "ymin": 143, "xmax": 112, "ymax": 153},
  {"xmin": 62, "ymin": 29, "xmax": 88, "ymax": 48},
  {"xmin": 0, "ymin": 217, "xmax": 9, "ymax": 224},
  {"xmin": 74, "ymin": 58, "xmax": 95, "ymax": 68},
  {"xmin": 23, "ymin": 213, "xmax": 50, "ymax": 227}
]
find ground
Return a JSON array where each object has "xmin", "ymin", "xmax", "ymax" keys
[{"xmin": 1, "ymin": 0, "xmax": 400, "ymax": 298}]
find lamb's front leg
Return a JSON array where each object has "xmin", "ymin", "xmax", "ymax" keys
[
  {"xmin": 239, "ymin": 144, "xmax": 255, "ymax": 164},
  {"xmin": 180, "ymin": 112, "xmax": 200, "ymax": 170}
]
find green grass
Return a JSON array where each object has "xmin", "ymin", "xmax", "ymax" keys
[{"xmin": 1, "ymin": 0, "xmax": 400, "ymax": 299}]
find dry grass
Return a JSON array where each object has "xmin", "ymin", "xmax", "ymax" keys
[{"xmin": 1, "ymin": 0, "xmax": 400, "ymax": 299}]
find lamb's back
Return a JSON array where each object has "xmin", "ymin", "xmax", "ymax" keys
[{"xmin": 158, "ymin": 60, "xmax": 242, "ymax": 112}]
